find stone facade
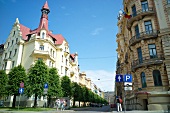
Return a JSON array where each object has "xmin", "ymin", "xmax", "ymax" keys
[{"xmin": 116, "ymin": 0, "xmax": 170, "ymax": 111}]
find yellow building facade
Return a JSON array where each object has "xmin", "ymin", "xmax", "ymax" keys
[{"xmin": 116, "ymin": 0, "xmax": 170, "ymax": 111}]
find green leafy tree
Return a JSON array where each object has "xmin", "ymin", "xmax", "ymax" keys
[
  {"xmin": 61, "ymin": 75, "xmax": 72, "ymax": 98},
  {"xmin": 71, "ymin": 82, "xmax": 81, "ymax": 106},
  {"xmin": 47, "ymin": 68, "xmax": 62, "ymax": 107},
  {"xmin": 8, "ymin": 65, "xmax": 27, "ymax": 108},
  {"xmin": 0, "ymin": 70, "xmax": 8, "ymax": 99},
  {"xmin": 25, "ymin": 60, "xmax": 48, "ymax": 108}
]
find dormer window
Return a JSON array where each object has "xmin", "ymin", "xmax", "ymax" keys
[{"xmin": 42, "ymin": 32, "xmax": 45, "ymax": 39}]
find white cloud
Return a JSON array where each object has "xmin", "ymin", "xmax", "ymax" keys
[
  {"xmin": 85, "ymin": 70, "xmax": 116, "ymax": 92},
  {"xmin": 91, "ymin": 27, "xmax": 103, "ymax": 36}
]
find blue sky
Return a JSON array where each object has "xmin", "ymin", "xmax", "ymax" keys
[{"xmin": 0, "ymin": 0, "xmax": 123, "ymax": 91}]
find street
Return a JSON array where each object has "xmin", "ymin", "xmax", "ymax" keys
[{"xmin": 0, "ymin": 105, "xmax": 169, "ymax": 113}]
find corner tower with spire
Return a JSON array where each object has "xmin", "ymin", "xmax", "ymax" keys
[{"xmin": 39, "ymin": 1, "xmax": 50, "ymax": 31}]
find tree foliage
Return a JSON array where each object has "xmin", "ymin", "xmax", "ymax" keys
[
  {"xmin": 0, "ymin": 70, "xmax": 8, "ymax": 99},
  {"xmin": 25, "ymin": 60, "xmax": 48, "ymax": 108},
  {"xmin": 47, "ymin": 68, "xmax": 62, "ymax": 107},
  {"xmin": 61, "ymin": 75, "xmax": 72, "ymax": 98},
  {"xmin": 8, "ymin": 65, "xmax": 27, "ymax": 108},
  {"xmin": 71, "ymin": 82, "xmax": 81, "ymax": 106}
]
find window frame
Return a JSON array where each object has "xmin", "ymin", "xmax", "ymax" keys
[
  {"xmin": 141, "ymin": 0, "xmax": 149, "ymax": 12},
  {"xmin": 39, "ymin": 45, "xmax": 44, "ymax": 51},
  {"xmin": 141, "ymin": 72, "xmax": 147, "ymax": 88},
  {"xmin": 153, "ymin": 70, "xmax": 162, "ymax": 86},
  {"xmin": 148, "ymin": 44, "xmax": 157, "ymax": 58},
  {"xmin": 144, "ymin": 20, "xmax": 153, "ymax": 34}
]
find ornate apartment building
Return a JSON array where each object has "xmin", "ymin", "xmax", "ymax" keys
[
  {"xmin": 0, "ymin": 1, "xmax": 103, "ymax": 107},
  {"xmin": 116, "ymin": 0, "xmax": 170, "ymax": 111}
]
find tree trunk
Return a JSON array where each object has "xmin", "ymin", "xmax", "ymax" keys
[
  {"xmin": 79, "ymin": 100, "xmax": 80, "ymax": 107},
  {"xmin": 12, "ymin": 94, "xmax": 16, "ymax": 108},
  {"xmin": 84, "ymin": 101, "xmax": 86, "ymax": 107},
  {"xmin": 47, "ymin": 96, "xmax": 51, "ymax": 108},
  {"xmin": 33, "ymin": 94, "xmax": 37, "ymax": 108},
  {"xmin": 73, "ymin": 97, "xmax": 75, "ymax": 107}
]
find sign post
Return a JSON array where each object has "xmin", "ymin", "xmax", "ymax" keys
[
  {"xmin": 18, "ymin": 88, "xmax": 24, "ymax": 110},
  {"xmin": 43, "ymin": 83, "xmax": 48, "ymax": 108},
  {"xmin": 115, "ymin": 74, "xmax": 132, "ymax": 113}
]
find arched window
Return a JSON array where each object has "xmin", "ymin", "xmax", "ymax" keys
[
  {"xmin": 141, "ymin": 72, "xmax": 147, "ymax": 88},
  {"xmin": 153, "ymin": 70, "xmax": 162, "ymax": 86},
  {"xmin": 42, "ymin": 32, "xmax": 45, "ymax": 39}
]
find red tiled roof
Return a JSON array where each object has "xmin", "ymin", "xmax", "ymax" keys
[
  {"xmin": 70, "ymin": 54, "xmax": 75, "ymax": 59},
  {"xmin": 19, "ymin": 24, "xmax": 31, "ymax": 40},
  {"xmin": 42, "ymin": 1, "xmax": 49, "ymax": 10},
  {"xmin": 53, "ymin": 34, "xmax": 65, "ymax": 45}
]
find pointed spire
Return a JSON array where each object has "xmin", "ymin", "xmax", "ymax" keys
[
  {"xmin": 15, "ymin": 18, "xmax": 20, "ymax": 24},
  {"xmin": 42, "ymin": 1, "xmax": 49, "ymax": 10}
]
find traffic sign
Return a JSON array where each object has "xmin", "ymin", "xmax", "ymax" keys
[
  {"xmin": 19, "ymin": 88, "xmax": 24, "ymax": 94},
  {"xmin": 44, "ymin": 83, "xmax": 48, "ymax": 89},
  {"xmin": 124, "ymin": 74, "xmax": 132, "ymax": 82},
  {"xmin": 116, "ymin": 74, "xmax": 123, "ymax": 82},
  {"xmin": 20, "ymin": 82, "xmax": 24, "ymax": 88}
]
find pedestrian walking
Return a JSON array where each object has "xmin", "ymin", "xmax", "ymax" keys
[
  {"xmin": 116, "ymin": 96, "xmax": 122, "ymax": 112},
  {"xmin": 56, "ymin": 99, "xmax": 60, "ymax": 111}
]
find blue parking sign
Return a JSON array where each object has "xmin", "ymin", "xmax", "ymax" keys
[{"xmin": 124, "ymin": 74, "xmax": 132, "ymax": 82}]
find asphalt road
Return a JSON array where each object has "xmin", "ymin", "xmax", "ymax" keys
[{"xmin": 0, "ymin": 106, "xmax": 169, "ymax": 113}]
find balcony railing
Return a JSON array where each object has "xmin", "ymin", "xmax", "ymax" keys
[
  {"xmin": 132, "ymin": 54, "xmax": 164, "ymax": 70},
  {"xmin": 129, "ymin": 30, "xmax": 158, "ymax": 46},
  {"xmin": 127, "ymin": 7, "xmax": 155, "ymax": 29}
]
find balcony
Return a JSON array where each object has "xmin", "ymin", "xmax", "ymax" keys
[
  {"xmin": 129, "ymin": 30, "xmax": 158, "ymax": 46},
  {"xmin": 32, "ymin": 50, "xmax": 49, "ymax": 56},
  {"xmin": 64, "ymin": 51, "xmax": 69, "ymax": 56},
  {"xmin": 127, "ymin": 7, "xmax": 155, "ymax": 29},
  {"xmin": 132, "ymin": 54, "xmax": 164, "ymax": 70}
]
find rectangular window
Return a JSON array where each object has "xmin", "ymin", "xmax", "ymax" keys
[
  {"xmin": 11, "ymin": 40, "xmax": 14, "ymax": 46},
  {"xmin": 148, "ymin": 44, "xmax": 157, "ymax": 58},
  {"xmin": 137, "ymin": 47, "xmax": 143, "ymax": 64},
  {"xmin": 38, "ymin": 58, "xmax": 42, "ymax": 61},
  {"xmin": 49, "ymin": 61, "xmax": 51, "ymax": 67},
  {"xmin": 39, "ymin": 45, "xmax": 44, "ymax": 50},
  {"xmin": 12, "ymin": 61, "xmax": 15, "ymax": 68},
  {"xmin": 4, "ymin": 53, "xmax": 7, "ymax": 59},
  {"xmin": 53, "ymin": 51, "xmax": 55, "ymax": 57},
  {"xmin": 141, "ymin": 0, "xmax": 149, "ymax": 12},
  {"xmin": 61, "ymin": 66, "xmax": 63, "ymax": 74},
  {"xmin": 135, "ymin": 25, "xmax": 140, "ymax": 38},
  {"xmin": 4, "ymin": 62, "xmax": 7, "ymax": 70},
  {"xmin": 14, "ymin": 49, "xmax": 17, "ymax": 56},
  {"xmin": 132, "ymin": 5, "xmax": 137, "ymax": 17},
  {"xmin": 65, "ymin": 69, "xmax": 67, "ymax": 76},
  {"xmin": 144, "ymin": 20, "xmax": 153, "ymax": 34},
  {"xmin": 9, "ymin": 51, "xmax": 12, "ymax": 58},
  {"xmin": 16, "ymin": 38, "xmax": 18, "ymax": 44},
  {"xmin": 7, "ymin": 42, "xmax": 10, "ymax": 48}
]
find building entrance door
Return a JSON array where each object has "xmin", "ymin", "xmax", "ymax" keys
[{"xmin": 143, "ymin": 99, "xmax": 148, "ymax": 110}]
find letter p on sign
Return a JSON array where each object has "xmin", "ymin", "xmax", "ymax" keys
[{"xmin": 124, "ymin": 74, "xmax": 132, "ymax": 82}]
